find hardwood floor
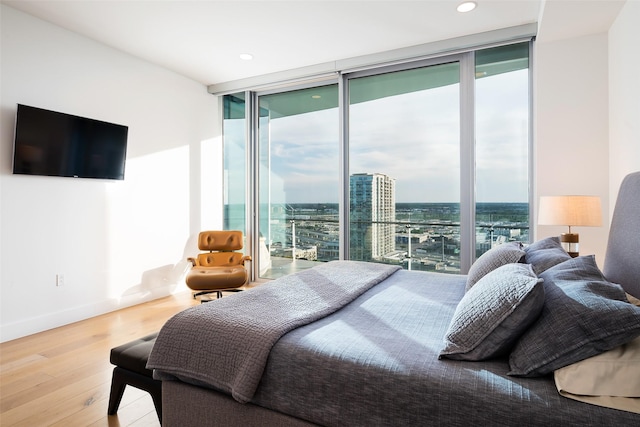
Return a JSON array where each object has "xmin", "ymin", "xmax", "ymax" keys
[{"xmin": 0, "ymin": 291, "xmax": 199, "ymax": 426}]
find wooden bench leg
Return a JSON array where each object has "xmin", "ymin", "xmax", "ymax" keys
[
  {"xmin": 107, "ymin": 367, "xmax": 127, "ymax": 416},
  {"xmin": 107, "ymin": 366, "xmax": 162, "ymax": 424}
]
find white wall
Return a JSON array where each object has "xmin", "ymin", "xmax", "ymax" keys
[
  {"xmin": 535, "ymin": 0, "xmax": 640, "ymax": 268},
  {"xmin": 534, "ymin": 32, "xmax": 610, "ymax": 266},
  {"xmin": 609, "ymin": 0, "xmax": 640, "ymax": 208},
  {"xmin": 0, "ymin": 5, "xmax": 222, "ymax": 342}
]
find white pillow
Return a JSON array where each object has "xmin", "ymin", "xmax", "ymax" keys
[
  {"xmin": 554, "ymin": 336, "xmax": 640, "ymax": 414},
  {"xmin": 626, "ymin": 292, "xmax": 640, "ymax": 307}
]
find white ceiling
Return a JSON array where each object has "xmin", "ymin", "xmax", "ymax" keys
[{"xmin": 2, "ymin": 1, "xmax": 625, "ymax": 86}]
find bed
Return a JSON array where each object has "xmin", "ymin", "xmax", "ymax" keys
[{"xmin": 148, "ymin": 171, "xmax": 640, "ymax": 426}]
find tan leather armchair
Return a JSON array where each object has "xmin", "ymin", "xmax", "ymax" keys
[{"xmin": 186, "ymin": 230, "xmax": 251, "ymax": 299}]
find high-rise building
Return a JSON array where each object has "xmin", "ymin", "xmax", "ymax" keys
[{"xmin": 350, "ymin": 173, "xmax": 396, "ymax": 261}]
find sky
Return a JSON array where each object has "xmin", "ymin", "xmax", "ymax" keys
[{"xmin": 263, "ymin": 69, "xmax": 529, "ymax": 204}]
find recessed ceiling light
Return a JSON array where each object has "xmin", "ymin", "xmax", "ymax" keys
[
  {"xmin": 239, "ymin": 53, "xmax": 253, "ymax": 60},
  {"xmin": 457, "ymin": 1, "xmax": 477, "ymax": 13},
  {"xmin": 311, "ymin": 95, "xmax": 322, "ymax": 99}
]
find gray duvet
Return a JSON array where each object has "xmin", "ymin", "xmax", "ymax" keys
[{"xmin": 250, "ymin": 269, "xmax": 639, "ymax": 426}]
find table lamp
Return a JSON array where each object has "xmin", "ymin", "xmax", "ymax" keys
[{"xmin": 538, "ymin": 195, "xmax": 602, "ymax": 257}]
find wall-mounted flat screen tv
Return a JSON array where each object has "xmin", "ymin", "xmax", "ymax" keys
[{"xmin": 12, "ymin": 104, "xmax": 128, "ymax": 180}]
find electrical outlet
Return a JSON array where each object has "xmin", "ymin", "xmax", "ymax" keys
[{"xmin": 56, "ymin": 274, "xmax": 65, "ymax": 287}]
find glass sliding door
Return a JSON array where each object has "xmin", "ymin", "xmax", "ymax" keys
[
  {"xmin": 257, "ymin": 84, "xmax": 339, "ymax": 279},
  {"xmin": 475, "ymin": 42, "xmax": 531, "ymax": 257},
  {"xmin": 348, "ymin": 62, "xmax": 462, "ymax": 273}
]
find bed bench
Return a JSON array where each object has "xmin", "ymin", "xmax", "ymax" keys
[{"xmin": 108, "ymin": 332, "xmax": 162, "ymax": 423}]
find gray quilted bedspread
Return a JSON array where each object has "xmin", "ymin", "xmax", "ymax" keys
[
  {"xmin": 250, "ymin": 269, "xmax": 640, "ymax": 426},
  {"xmin": 147, "ymin": 260, "xmax": 400, "ymax": 403}
]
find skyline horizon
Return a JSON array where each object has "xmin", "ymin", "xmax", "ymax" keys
[{"xmin": 225, "ymin": 201, "xmax": 529, "ymax": 206}]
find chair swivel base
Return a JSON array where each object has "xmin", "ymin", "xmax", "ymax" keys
[{"xmin": 192, "ymin": 288, "xmax": 243, "ymax": 301}]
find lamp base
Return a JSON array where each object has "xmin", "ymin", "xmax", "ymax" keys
[{"xmin": 560, "ymin": 233, "xmax": 579, "ymax": 257}]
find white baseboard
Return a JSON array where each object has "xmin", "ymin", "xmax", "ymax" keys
[{"xmin": 0, "ymin": 283, "xmax": 182, "ymax": 343}]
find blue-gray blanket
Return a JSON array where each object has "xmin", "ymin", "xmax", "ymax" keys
[{"xmin": 147, "ymin": 260, "xmax": 400, "ymax": 403}]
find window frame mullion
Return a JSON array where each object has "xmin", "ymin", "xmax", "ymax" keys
[
  {"xmin": 246, "ymin": 90, "xmax": 260, "ymax": 282},
  {"xmin": 459, "ymin": 51, "xmax": 476, "ymax": 274},
  {"xmin": 339, "ymin": 74, "xmax": 349, "ymax": 260}
]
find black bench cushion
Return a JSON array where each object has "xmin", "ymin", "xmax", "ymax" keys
[{"xmin": 110, "ymin": 332, "xmax": 159, "ymax": 377}]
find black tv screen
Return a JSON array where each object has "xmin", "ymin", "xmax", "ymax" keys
[{"xmin": 12, "ymin": 104, "xmax": 128, "ymax": 180}]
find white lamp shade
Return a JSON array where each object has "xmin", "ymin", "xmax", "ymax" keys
[{"xmin": 538, "ymin": 196, "xmax": 602, "ymax": 227}]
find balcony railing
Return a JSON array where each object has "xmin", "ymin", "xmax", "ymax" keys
[{"xmin": 260, "ymin": 216, "xmax": 529, "ymax": 279}]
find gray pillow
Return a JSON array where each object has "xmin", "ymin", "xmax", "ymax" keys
[
  {"xmin": 465, "ymin": 241, "xmax": 525, "ymax": 291},
  {"xmin": 440, "ymin": 263, "xmax": 544, "ymax": 361},
  {"xmin": 508, "ymin": 255, "xmax": 640, "ymax": 377},
  {"xmin": 524, "ymin": 236, "xmax": 571, "ymax": 275}
]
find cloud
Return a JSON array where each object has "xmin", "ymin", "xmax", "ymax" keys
[{"xmin": 256, "ymin": 69, "xmax": 528, "ymax": 203}]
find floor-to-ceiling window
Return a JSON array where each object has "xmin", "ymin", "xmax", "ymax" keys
[
  {"xmin": 223, "ymin": 41, "xmax": 531, "ymax": 280},
  {"xmin": 257, "ymin": 85, "xmax": 339, "ymax": 279},
  {"xmin": 223, "ymin": 93, "xmax": 247, "ymax": 233},
  {"xmin": 348, "ymin": 61, "xmax": 462, "ymax": 272},
  {"xmin": 475, "ymin": 43, "xmax": 531, "ymax": 257}
]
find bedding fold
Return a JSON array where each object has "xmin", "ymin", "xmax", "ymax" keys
[{"xmin": 147, "ymin": 260, "xmax": 400, "ymax": 403}]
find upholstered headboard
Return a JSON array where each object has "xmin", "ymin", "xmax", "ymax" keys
[{"xmin": 603, "ymin": 171, "xmax": 640, "ymax": 298}]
